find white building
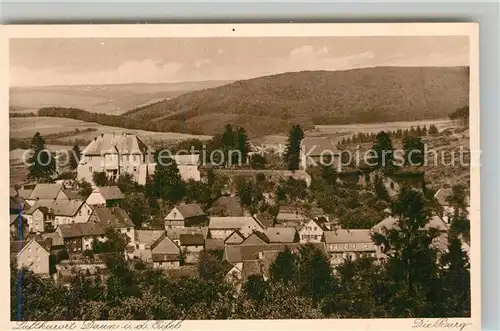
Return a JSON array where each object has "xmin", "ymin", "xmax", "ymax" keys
[
  {"xmin": 77, "ymin": 133, "xmax": 154, "ymax": 184},
  {"xmin": 208, "ymin": 216, "xmax": 265, "ymax": 240}
]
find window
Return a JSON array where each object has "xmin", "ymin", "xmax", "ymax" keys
[
  {"xmin": 89, "ymin": 166, "xmax": 93, "ymax": 172},
  {"xmin": 344, "ymin": 244, "xmax": 349, "ymax": 249},
  {"xmin": 36, "ymin": 247, "xmax": 40, "ymax": 252},
  {"xmin": 127, "ymin": 228, "xmax": 131, "ymax": 232},
  {"xmin": 88, "ymin": 209, "xmax": 91, "ymax": 215},
  {"xmin": 364, "ymin": 244, "xmax": 368, "ymax": 248},
  {"xmin": 133, "ymin": 167, "xmax": 137, "ymax": 172},
  {"xmin": 36, "ymin": 256, "xmax": 40, "ymax": 262},
  {"xmin": 79, "ymin": 210, "xmax": 82, "ymax": 216},
  {"xmin": 314, "ymin": 226, "xmax": 317, "ymax": 231},
  {"xmin": 351, "ymin": 244, "xmax": 356, "ymax": 249}
]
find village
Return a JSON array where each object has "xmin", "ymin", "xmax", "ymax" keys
[{"xmin": 9, "ymin": 127, "xmax": 471, "ymax": 289}]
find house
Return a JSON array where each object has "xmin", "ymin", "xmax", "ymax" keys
[
  {"xmin": 264, "ymin": 227, "xmax": 299, "ymax": 244},
  {"xmin": 38, "ymin": 232, "xmax": 65, "ymax": 253},
  {"xmin": 164, "ymin": 203, "xmax": 207, "ymax": 229},
  {"xmin": 86, "ymin": 186, "xmax": 125, "ymax": 207},
  {"xmin": 133, "ymin": 230, "xmax": 166, "ymax": 262},
  {"xmin": 77, "ymin": 133, "xmax": 154, "ymax": 184},
  {"xmin": 298, "ymin": 218, "xmax": 329, "ymax": 243},
  {"xmin": 10, "ymin": 195, "xmax": 28, "ymax": 215},
  {"xmin": 300, "ymin": 137, "xmax": 342, "ymax": 171},
  {"xmin": 434, "ymin": 188, "xmax": 471, "ymax": 224},
  {"xmin": 151, "ymin": 233, "xmax": 181, "ymax": 269},
  {"xmin": 208, "ymin": 196, "xmax": 246, "ymax": 217},
  {"xmin": 25, "ymin": 183, "xmax": 71, "ymax": 206},
  {"xmin": 224, "ymin": 230, "xmax": 245, "ymax": 245},
  {"xmin": 276, "ymin": 206, "xmax": 325, "ymax": 224},
  {"xmin": 11, "ymin": 239, "xmax": 50, "ymax": 275},
  {"xmin": 372, "ymin": 215, "xmax": 449, "ymax": 234},
  {"xmin": 10, "ymin": 215, "xmax": 29, "ymax": 240},
  {"xmin": 165, "ymin": 227, "xmax": 205, "ymax": 246},
  {"xmin": 323, "ymin": 230, "xmax": 377, "ymax": 266},
  {"xmin": 23, "ymin": 203, "xmax": 52, "ymax": 233},
  {"xmin": 90, "ymin": 206, "xmax": 136, "ymax": 246},
  {"xmin": 240, "ymin": 231, "xmax": 270, "ymax": 246},
  {"xmin": 179, "ymin": 234, "xmax": 205, "ymax": 264},
  {"xmin": 208, "ymin": 216, "xmax": 265, "ymax": 240},
  {"xmin": 24, "ymin": 199, "xmax": 93, "ymax": 232},
  {"xmin": 56, "ymin": 222, "xmax": 106, "ymax": 254},
  {"xmin": 52, "ymin": 200, "xmax": 94, "ymax": 226},
  {"xmin": 173, "ymin": 154, "xmax": 201, "ymax": 182}
]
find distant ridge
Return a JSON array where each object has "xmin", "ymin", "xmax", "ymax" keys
[{"xmin": 120, "ymin": 66, "xmax": 469, "ymax": 137}]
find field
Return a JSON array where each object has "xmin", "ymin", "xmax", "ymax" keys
[
  {"xmin": 10, "ymin": 117, "xmax": 212, "ymax": 145},
  {"xmin": 258, "ymin": 119, "xmax": 461, "ymax": 148},
  {"xmin": 9, "ymin": 80, "xmax": 232, "ymax": 115}
]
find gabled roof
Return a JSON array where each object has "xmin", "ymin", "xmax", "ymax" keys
[
  {"xmin": 96, "ymin": 186, "xmax": 125, "ymax": 201},
  {"xmin": 93, "ymin": 206, "xmax": 135, "ymax": 229},
  {"xmin": 82, "ymin": 133, "xmax": 149, "ymax": 156},
  {"xmin": 264, "ymin": 227, "xmax": 298, "ymax": 243},
  {"xmin": 172, "ymin": 203, "xmax": 206, "ymax": 219},
  {"xmin": 179, "ymin": 233, "xmax": 205, "ymax": 246},
  {"xmin": 15, "ymin": 239, "xmax": 49, "ymax": 257},
  {"xmin": 151, "ymin": 233, "xmax": 180, "ymax": 256},
  {"xmin": 52, "ymin": 200, "xmax": 86, "ymax": 217},
  {"xmin": 28, "ymin": 183, "xmax": 63, "ymax": 200},
  {"xmin": 135, "ymin": 230, "xmax": 165, "ymax": 245},
  {"xmin": 57, "ymin": 222, "xmax": 106, "ymax": 238},
  {"xmin": 301, "ymin": 137, "xmax": 338, "ymax": 156},
  {"xmin": 10, "ymin": 214, "xmax": 27, "ymax": 226},
  {"xmin": 63, "ymin": 189, "xmax": 84, "ymax": 200},
  {"xmin": 240, "ymin": 231, "xmax": 270, "ymax": 245},
  {"xmin": 166, "ymin": 227, "xmax": 204, "ymax": 240},
  {"xmin": 208, "ymin": 216, "xmax": 257, "ymax": 230},
  {"xmin": 225, "ymin": 230, "xmax": 245, "ymax": 244},
  {"xmin": 323, "ymin": 229, "xmax": 373, "ymax": 244},
  {"xmin": 424, "ymin": 216, "xmax": 450, "ymax": 232},
  {"xmin": 18, "ymin": 189, "xmax": 33, "ymax": 200},
  {"xmin": 372, "ymin": 216, "xmax": 399, "ymax": 231}
]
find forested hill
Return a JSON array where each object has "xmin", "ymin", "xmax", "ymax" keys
[{"xmin": 38, "ymin": 66, "xmax": 469, "ymax": 137}]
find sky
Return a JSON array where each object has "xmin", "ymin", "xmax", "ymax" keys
[{"xmin": 9, "ymin": 36, "xmax": 469, "ymax": 87}]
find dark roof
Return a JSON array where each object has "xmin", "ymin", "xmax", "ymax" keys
[
  {"xmin": 175, "ymin": 203, "xmax": 206, "ymax": 219},
  {"xmin": 10, "ymin": 214, "xmax": 27, "ymax": 226},
  {"xmin": 63, "ymin": 189, "xmax": 84, "ymax": 200},
  {"xmin": 97, "ymin": 186, "xmax": 125, "ymax": 200},
  {"xmin": 93, "ymin": 206, "xmax": 135, "ymax": 229},
  {"xmin": 179, "ymin": 233, "xmax": 205, "ymax": 246},
  {"xmin": 205, "ymin": 238, "xmax": 225, "ymax": 251},
  {"xmin": 57, "ymin": 222, "xmax": 106, "ymax": 238},
  {"xmin": 224, "ymin": 242, "xmax": 326, "ymax": 264},
  {"xmin": 40, "ymin": 232, "xmax": 64, "ymax": 247}
]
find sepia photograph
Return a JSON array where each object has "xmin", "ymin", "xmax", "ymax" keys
[{"xmin": 2, "ymin": 23, "xmax": 480, "ymax": 330}]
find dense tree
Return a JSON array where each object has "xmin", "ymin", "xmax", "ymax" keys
[
  {"xmin": 78, "ymin": 179, "xmax": 93, "ymax": 198},
  {"xmin": 116, "ymin": 173, "xmax": 138, "ymax": 194},
  {"xmin": 371, "ymin": 131, "xmax": 394, "ymax": 171},
  {"xmin": 403, "ymin": 136, "xmax": 425, "ymax": 166},
  {"xmin": 197, "ymin": 250, "xmax": 228, "ymax": 282},
  {"xmin": 151, "ymin": 156, "xmax": 185, "ymax": 202},
  {"xmin": 372, "ymin": 188, "xmax": 442, "ymax": 317},
  {"xmin": 236, "ymin": 127, "xmax": 250, "ymax": 165},
  {"xmin": 27, "ymin": 132, "xmax": 56, "ymax": 183},
  {"xmin": 297, "ymin": 244, "xmax": 334, "ymax": 303},
  {"xmin": 249, "ymin": 154, "xmax": 266, "ymax": 169},
  {"xmin": 121, "ymin": 192, "xmax": 151, "ymax": 228},
  {"xmin": 92, "ymin": 171, "xmax": 109, "ymax": 187},
  {"xmin": 284, "ymin": 124, "xmax": 304, "ymax": 170},
  {"xmin": 269, "ymin": 247, "xmax": 298, "ymax": 284},
  {"xmin": 428, "ymin": 124, "xmax": 439, "ymax": 135},
  {"xmin": 69, "ymin": 144, "xmax": 81, "ymax": 170}
]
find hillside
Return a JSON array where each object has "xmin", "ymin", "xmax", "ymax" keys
[
  {"xmin": 120, "ymin": 67, "xmax": 469, "ymax": 137},
  {"xmin": 9, "ymin": 80, "xmax": 232, "ymax": 115}
]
